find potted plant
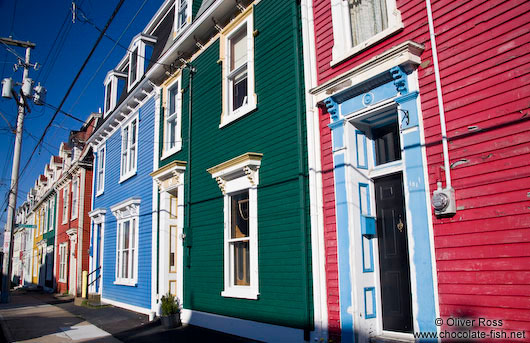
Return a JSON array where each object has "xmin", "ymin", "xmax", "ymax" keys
[{"xmin": 160, "ymin": 292, "xmax": 181, "ymax": 329}]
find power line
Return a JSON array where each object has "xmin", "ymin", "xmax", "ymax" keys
[
  {"xmin": 0, "ymin": 0, "xmax": 127, "ymax": 227},
  {"xmin": 68, "ymin": 0, "xmax": 150, "ymax": 113}
]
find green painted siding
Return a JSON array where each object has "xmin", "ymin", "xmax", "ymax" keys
[
  {"xmin": 192, "ymin": 0, "xmax": 202, "ymax": 20},
  {"xmin": 160, "ymin": 1, "xmax": 312, "ymax": 331}
]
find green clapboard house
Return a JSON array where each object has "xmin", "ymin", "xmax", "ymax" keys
[{"xmin": 147, "ymin": 0, "xmax": 315, "ymax": 341}]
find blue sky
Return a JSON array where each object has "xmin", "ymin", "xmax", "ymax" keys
[{"xmin": 0, "ymin": 0, "xmax": 163, "ymax": 230}]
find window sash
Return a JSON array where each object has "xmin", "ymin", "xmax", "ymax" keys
[
  {"xmin": 71, "ymin": 180, "xmax": 78, "ymax": 218},
  {"xmin": 130, "ymin": 48, "xmax": 138, "ymax": 84},
  {"xmin": 97, "ymin": 147, "xmax": 105, "ymax": 192},
  {"xmin": 121, "ymin": 119, "xmax": 138, "ymax": 178},
  {"xmin": 116, "ymin": 217, "xmax": 137, "ymax": 282}
]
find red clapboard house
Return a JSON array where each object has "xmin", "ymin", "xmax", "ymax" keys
[
  {"xmin": 54, "ymin": 115, "xmax": 98, "ymax": 296},
  {"xmin": 301, "ymin": 0, "xmax": 529, "ymax": 341}
]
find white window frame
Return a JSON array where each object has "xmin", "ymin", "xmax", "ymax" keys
[
  {"xmin": 111, "ymin": 198, "xmax": 140, "ymax": 286},
  {"xmin": 43, "ymin": 204, "xmax": 48, "ymax": 233},
  {"xmin": 59, "ymin": 243, "xmax": 68, "ymax": 282},
  {"xmin": 120, "ymin": 115, "xmax": 139, "ymax": 182},
  {"xmin": 207, "ymin": 153, "xmax": 262, "ymax": 300},
  {"xmin": 127, "ymin": 35, "xmax": 156, "ymax": 92},
  {"xmin": 162, "ymin": 75, "xmax": 183, "ymax": 158},
  {"xmin": 48, "ymin": 198, "xmax": 54, "ymax": 232},
  {"xmin": 174, "ymin": 0, "xmax": 191, "ymax": 36},
  {"xmin": 330, "ymin": 0, "xmax": 403, "ymax": 66},
  {"xmin": 71, "ymin": 178, "xmax": 79, "ymax": 220},
  {"xmin": 220, "ymin": 9, "xmax": 257, "ymax": 128},
  {"xmin": 62, "ymin": 187, "xmax": 69, "ymax": 224},
  {"xmin": 96, "ymin": 145, "xmax": 106, "ymax": 196}
]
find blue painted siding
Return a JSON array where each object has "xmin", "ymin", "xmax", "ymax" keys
[{"xmin": 93, "ymin": 96, "xmax": 155, "ymax": 310}]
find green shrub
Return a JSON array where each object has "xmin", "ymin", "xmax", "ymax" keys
[{"xmin": 160, "ymin": 292, "xmax": 180, "ymax": 316}]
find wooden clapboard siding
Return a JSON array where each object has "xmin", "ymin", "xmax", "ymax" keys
[
  {"xmin": 421, "ymin": 0, "xmax": 530, "ymax": 334},
  {"xmin": 93, "ymin": 96, "xmax": 155, "ymax": 310},
  {"xmin": 159, "ymin": 0, "xmax": 313, "ymax": 330},
  {"xmin": 312, "ymin": 0, "xmax": 530, "ymax": 337}
]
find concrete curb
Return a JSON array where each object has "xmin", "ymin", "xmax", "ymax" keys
[{"xmin": 0, "ymin": 313, "xmax": 13, "ymax": 343}]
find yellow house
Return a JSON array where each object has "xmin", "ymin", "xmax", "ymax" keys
[{"xmin": 31, "ymin": 207, "xmax": 44, "ymax": 285}]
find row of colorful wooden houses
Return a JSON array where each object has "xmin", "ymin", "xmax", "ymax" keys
[{"xmin": 10, "ymin": 0, "xmax": 530, "ymax": 342}]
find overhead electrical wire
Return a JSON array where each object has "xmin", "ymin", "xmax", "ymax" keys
[{"xmin": 0, "ymin": 0, "xmax": 126, "ymax": 225}]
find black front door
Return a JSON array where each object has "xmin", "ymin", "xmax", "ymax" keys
[{"xmin": 374, "ymin": 173, "xmax": 413, "ymax": 333}]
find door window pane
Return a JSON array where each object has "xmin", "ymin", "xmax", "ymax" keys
[{"xmin": 373, "ymin": 119, "xmax": 401, "ymax": 165}]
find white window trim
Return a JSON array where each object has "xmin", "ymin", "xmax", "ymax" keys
[
  {"xmin": 162, "ymin": 75, "xmax": 183, "ymax": 159},
  {"xmin": 120, "ymin": 115, "xmax": 139, "ymax": 183},
  {"xmin": 71, "ymin": 178, "xmax": 79, "ymax": 220},
  {"xmin": 62, "ymin": 187, "xmax": 69, "ymax": 224},
  {"xmin": 207, "ymin": 153, "xmax": 262, "ymax": 300},
  {"xmin": 127, "ymin": 35, "xmax": 156, "ymax": 92},
  {"xmin": 59, "ymin": 243, "xmax": 68, "ymax": 283},
  {"xmin": 330, "ymin": 0, "xmax": 403, "ymax": 67},
  {"xmin": 110, "ymin": 198, "xmax": 140, "ymax": 286},
  {"xmin": 96, "ymin": 145, "xmax": 106, "ymax": 196},
  {"xmin": 48, "ymin": 198, "xmax": 54, "ymax": 232},
  {"xmin": 219, "ymin": 8, "xmax": 257, "ymax": 128},
  {"xmin": 104, "ymin": 71, "xmax": 127, "ymax": 116},
  {"xmin": 174, "ymin": 0, "xmax": 192, "ymax": 37}
]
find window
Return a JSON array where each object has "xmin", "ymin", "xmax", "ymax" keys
[
  {"xmin": 163, "ymin": 78, "xmax": 182, "ymax": 156},
  {"xmin": 59, "ymin": 243, "xmax": 67, "ymax": 282},
  {"xmin": 330, "ymin": 0, "xmax": 403, "ymax": 66},
  {"xmin": 373, "ymin": 118, "xmax": 401, "ymax": 165},
  {"xmin": 96, "ymin": 145, "xmax": 106, "ymax": 195},
  {"xmin": 175, "ymin": 0, "xmax": 190, "ymax": 33},
  {"xmin": 71, "ymin": 178, "xmax": 79, "ymax": 220},
  {"xmin": 48, "ymin": 198, "xmax": 54, "ymax": 232},
  {"xmin": 62, "ymin": 187, "xmax": 69, "ymax": 224},
  {"xmin": 129, "ymin": 48, "xmax": 138, "ymax": 86},
  {"xmin": 207, "ymin": 152, "xmax": 262, "ymax": 299},
  {"xmin": 43, "ymin": 204, "xmax": 48, "ymax": 233},
  {"xmin": 220, "ymin": 9, "xmax": 256, "ymax": 127},
  {"xmin": 33, "ymin": 250, "xmax": 38, "ymax": 277},
  {"xmin": 111, "ymin": 198, "xmax": 140, "ymax": 286},
  {"xmin": 105, "ymin": 82, "xmax": 112, "ymax": 114},
  {"xmin": 120, "ymin": 117, "xmax": 138, "ymax": 181}
]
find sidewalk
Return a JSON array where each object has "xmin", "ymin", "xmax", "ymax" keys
[
  {"xmin": 0, "ymin": 290, "xmax": 258, "ymax": 343},
  {"xmin": 0, "ymin": 290, "xmax": 120, "ymax": 343}
]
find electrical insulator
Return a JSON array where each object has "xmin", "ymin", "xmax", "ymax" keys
[
  {"xmin": 2, "ymin": 78, "xmax": 13, "ymax": 98},
  {"xmin": 33, "ymin": 83, "xmax": 46, "ymax": 106},
  {"xmin": 22, "ymin": 78, "xmax": 33, "ymax": 97}
]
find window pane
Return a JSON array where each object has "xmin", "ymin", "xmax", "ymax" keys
[
  {"xmin": 130, "ymin": 48, "xmax": 138, "ymax": 83},
  {"xmin": 230, "ymin": 27, "xmax": 247, "ymax": 71},
  {"xmin": 123, "ymin": 221, "xmax": 130, "ymax": 249},
  {"xmin": 178, "ymin": 1, "xmax": 187, "ymax": 29},
  {"xmin": 123, "ymin": 250, "xmax": 129, "ymax": 278},
  {"xmin": 373, "ymin": 119, "xmax": 401, "ymax": 165},
  {"xmin": 231, "ymin": 191, "xmax": 249, "ymax": 239},
  {"xmin": 106, "ymin": 83, "xmax": 112, "ymax": 111},
  {"xmin": 233, "ymin": 241, "xmax": 250, "ymax": 286},
  {"xmin": 169, "ymin": 85, "xmax": 178, "ymax": 115},
  {"xmin": 232, "ymin": 72, "xmax": 248, "ymax": 111},
  {"xmin": 349, "ymin": 0, "xmax": 388, "ymax": 46}
]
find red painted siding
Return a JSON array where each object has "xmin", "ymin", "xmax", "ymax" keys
[
  {"xmin": 422, "ymin": 0, "xmax": 530, "ymax": 337},
  {"xmin": 312, "ymin": 0, "xmax": 530, "ymax": 339},
  {"xmin": 319, "ymin": 106, "xmax": 341, "ymax": 341}
]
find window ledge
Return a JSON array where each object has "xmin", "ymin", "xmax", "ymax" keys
[
  {"xmin": 160, "ymin": 144, "xmax": 182, "ymax": 160},
  {"xmin": 119, "ymin": 171, "xmax": 137, "ymax": 184},
  {"xmin": 96, "ymin": 190, "xmax": 104, "ymax": 197},
  {"xmin": 330, "ymin": 24, "xmax": 404, "ymax": 68},
  {"xmin": 70, "ymin": 215, "xmax": 78, "ymax": 221},
  {"xmin": 219, "ymin": 98, "xmax": 257, "ymax": 128},
  {"xmin": 113, "ymin": 279, "xmax": 137, "ymax": 287},
  {"xmin": 221, "ymin": 288, "xmax": 259, "ymax": 300}
]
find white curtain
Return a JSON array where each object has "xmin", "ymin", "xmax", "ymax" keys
[{"xmin": 349, "ymin": 0, "xmax": 388, "ymax": 46}]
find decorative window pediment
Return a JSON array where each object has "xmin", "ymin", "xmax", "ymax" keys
[
  {"xmin": 110, "ymin": 198, "xmax": 141, "ymax": 220},
  {"xmin": 207, "ymin": 152, "xmax": 262, "ymax": 195}
]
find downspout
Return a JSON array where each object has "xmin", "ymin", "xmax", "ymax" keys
[
  {"xmin": 184, "ymin": 64, "xmax": 195, "ymax": 305},
  {"xmin": 292, "ymin": 1, "xmax": 312, "ymax": 340},
  {"xmin": 425, "ymin": 0, "xmax": 451, "ymax": 189},
  {"xmin": 156, "ymin": 91, "xmax": 163, "ymax": 299}
]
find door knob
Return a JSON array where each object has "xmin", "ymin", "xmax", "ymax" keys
[{"xmin": 397, "ymin": 218, "xmax": 404, "ymax": 232}]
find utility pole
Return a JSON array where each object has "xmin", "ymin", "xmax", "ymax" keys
[{"xmin": 0, "ymin": 37, "xmax": 37, "ymax": 303}]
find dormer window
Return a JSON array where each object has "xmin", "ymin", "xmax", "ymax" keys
[
  {"xmin": 175, "ymin": 0, "xmax": 191, "ymax": 34},
  {"xmin": 127, "ymin": 34, "xmax": 156, "ymax": 91},
  {"xmin": 104, "ymin": 70, "xmax": 127, "ymax": 116}
]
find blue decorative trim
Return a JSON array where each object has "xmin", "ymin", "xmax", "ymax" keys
[
  {"xmin": 355, "ymin": 131, "xmax": 368, "ymax": 169},
  {"xmin": 390, "ymin": 66, "xmax": 407, "ymax": 94},
  {"xmin": 364, "ymin": 287, "xmax": 376, "ymax": 319},
  {"xmin": 396, "ymin": 91, "xmax": 419, "ymax": 129},
  {"xmin": 361, "ymin": 237, "xmax": 374, "ymax": 273},
  {"xmin": 333, "ymin": 152, "xmax": 354, "ymax": 343},
  {"xmin": 324, "ymin": 97, "xmax": 339, "ymax": 121}
]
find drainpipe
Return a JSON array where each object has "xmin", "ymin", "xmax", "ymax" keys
[
  {"xmin": 292, "ymin": 1, "xmax": 312, "ymax": 340},
  {"xmin": 184, "ymin": 63, "xmax": 195, "ymax": 306},
  {"xmin": 425, "ymin": 0, "xmax": 451, "ymax": 189}
]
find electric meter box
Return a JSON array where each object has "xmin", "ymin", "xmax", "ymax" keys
[{"xmin": 432, "ymin": 187, "xmax": 456, "ymax": 216}]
